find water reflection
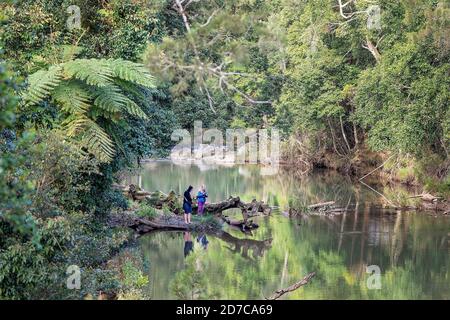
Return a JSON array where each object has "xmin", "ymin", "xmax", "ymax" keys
[
  {"xmin": 197, "ymin": 234, "xmax": 209, "ymax": 250},
  {"xmin": 183, "ymin": 232, "xmax": 194, "ymax": 258},
  {"xmin": 135, "ymin": 161, "xmax": 450, "ymax": 300}
]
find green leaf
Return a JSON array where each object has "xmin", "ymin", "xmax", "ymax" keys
[
  {"xmin": 63, "ymin": 59, "xmax": 113, "ymax": 87},
  {"xmin": 23, "ymin": 65, "xmax": 63, "ymax": 106}
]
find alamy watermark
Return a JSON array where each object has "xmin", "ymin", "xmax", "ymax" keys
[
  {"xmin": 366, "ymin": 265, "xmax": 382, "ymax": 290},
  {"xmin": 170, "ymin": 121, "xmax": 280, "ymax": 175},
  {"xmin": 66, "ymin": 5, "xmax": 81, "ymax": 30},
  {"xmin": 66, "ymin": 265, "xmax": 81, "ymax": 290},
  {"xmin": 367, "ymin": 5, "xmax": 382, "ymax": 30}
]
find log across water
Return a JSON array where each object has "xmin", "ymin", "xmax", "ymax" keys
[{"xmin": 113, "ymin": 184, "xmax": 272, "ymax": 233}]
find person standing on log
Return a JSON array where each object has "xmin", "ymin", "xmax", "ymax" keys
[
  {"xmin": 196, "ymin": 185, "xmax": 208, "ymax": 216},
  {"xmin": 183, "ymin": 185, "xmax": 193, "ymax": 224}
]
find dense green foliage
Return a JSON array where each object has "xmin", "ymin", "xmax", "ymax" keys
[
  {"xmin": 0, "ymin": 0, "xmax": 448, "ymax": 300},
  {"xmin": 140, "ymin": 0, "xmax": 449, "ymax": 186},
  {"xmin": 0, "ymin": 0, "xmax": 176, "ymax": 299}
]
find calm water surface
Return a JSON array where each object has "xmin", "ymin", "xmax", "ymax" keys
[{"xmin": 128, "ymin": 160, "xmax": 449, "ymax": 300}]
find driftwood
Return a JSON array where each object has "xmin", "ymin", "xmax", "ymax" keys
[
  {"xmin": 131, "ymin": 217, "xmax": 189, "ymax": 233},
  {"xmin": 287, "ymin": 200, "xmax": 354, "ymax": 218},
  {"xmin": 307, "ymin": 201, "xmax": 336, "ymax": 210},
  {"xmin": 204, "ymin": 197, "xmax": 271, "ymax": 217},
  {"xmin": 130, "ymin": 214, "xmax": 222, "ymax": 233},
  {"xmin": 266, "ymin": 272, "xmax": 316, "ymax": 300},
  {"xmin": 408, "ymin": 193, "xmax": 442, "ymax": 202},
  {"xmin": 221, "ymin": 215, "xmax": 259, "ymax": 233},
  {"xmin": 408, "ymin": 193, "xmax": 449, "ymax": 213}
]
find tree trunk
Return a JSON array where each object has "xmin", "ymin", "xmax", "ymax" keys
[{"xmin": 364, "ymin": 37, "xmax": 381, "ymax": 63}]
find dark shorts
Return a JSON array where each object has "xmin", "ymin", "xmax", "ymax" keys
[{"xmin": 183, "ymin": 203, "xmax": 192, "ymax": 214}]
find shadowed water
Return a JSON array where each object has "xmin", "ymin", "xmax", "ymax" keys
[{"xmin": 127, "ymin": 160, "xmax": 450, "ymax": 300}]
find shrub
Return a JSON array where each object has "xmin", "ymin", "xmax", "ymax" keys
[{"xmin": 136, "ymin": 203, "xmax": 158, "ymax": 219}]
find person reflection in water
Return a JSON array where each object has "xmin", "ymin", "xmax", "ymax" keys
[
  {"xmin": 197, "ymin": 233, "xmax": 209, "ymax": 250},
  {"xmin": 183, "ymin": 231, "xmax": 194, "ymax": 258}
]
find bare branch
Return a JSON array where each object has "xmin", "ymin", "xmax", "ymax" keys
[
  {"xmin": 362, "ymin": 36, "xmax": 381, "ymax": 63},
  {"xmin": 199, "ymin": 9, "xmax": 218, "ymax": 28},
  {"xmin": 203, "ymin": 84, "xmax": 216, "ymax": 113},
  {"xmin": 337, "ymin": 0, "xmax": 369, "ymax": 19},
  {"xmin": 375, "ymin": 34, "xmax": 385, "ymax": 48},
  {"xmin": 266, "ymin": 272, "xmax": 316, "ymax": 300},
  {"xmin": 222, "ymin": 78, "xmax": 272, "ymax": 105},
  {"xmin": 338, "ymin": 0, "xmax": 354, "ymax": 19}
]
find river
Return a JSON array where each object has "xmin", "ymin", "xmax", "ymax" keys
[{"xmin": 126, "ymin": 160, "xmax": 449, "ymax": 300}]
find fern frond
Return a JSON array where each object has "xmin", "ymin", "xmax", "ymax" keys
[
  {"xmin": 90, "ymin": 85, "xmax": 148, "ymax": 120},
  {"xmin": 115, "ymin": 79, "xmax": 147, "ymax": 101},
  {"xmin": 65, "ymin": 115, "xmax": 115, "ymax": 162},
  {"xmin": 82, "ymin": 121, "xmax": 116, "ymax": 162},
  {"xmin": 23, "ymin": 65, "xmax": 63, "ymax": 105},
  {"xmin": 63, "ymin": 59, "xmax": 113, "ymax": 87},
  {"xmin": 90, "ymin": 85, "xmax": 126, "ymax": 117},
  {"xmin": 123, "ymin": 98, "xmax": 148, "ymax": 119},
  {"xmin": 108, "ymin": 59, "xmax": 156, "ymax": 88},
  {"xmin": 61, "ymin": 45, "xmax": 83, "ymax": 62},
  {"xmin": 52, "ymin": 81, "xmax": 91, "ymax": 114}
]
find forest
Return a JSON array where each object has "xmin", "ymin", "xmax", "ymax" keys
[{"xmin": 0, "ymin": 0, "xmax": 448, "ymax": 300}]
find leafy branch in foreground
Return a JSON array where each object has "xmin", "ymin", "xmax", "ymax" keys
[{"xmin": 23, "ymin": 58, "xmax": 156, "ymax": 162}]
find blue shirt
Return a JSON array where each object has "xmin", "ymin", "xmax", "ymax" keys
[{"xmin": 197, "ymin": 191, "xmax": 208, "ymax": 203}]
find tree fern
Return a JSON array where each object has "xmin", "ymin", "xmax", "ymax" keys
[
  {"xmin": 65, "ymin": 115, "xmax": 115, "ymax": 162},
  {"xmin": 108, "ymin": 59, "xmax": 156, "ymax": 88},
  {"xmin": 24, "ymin": 58, "xmax": 156, "ymax": 162},
  {"xmin": 90, "ymin": 86, "xmax": 126, "ymax": 120},
  {"xmin": 91, "ymin": 85, "xmax": 148, "ymax": 120},
  {"xmin": 52, "ymin": 81, "xmax": 91, "ymax": 114},
  {"xmin": 63, "ymin": 59, "xmax": 113, "ymax": 87},
  {"xmin": 81, "ymin": 120, "xmax": 116, "ymax": 163},
  {"xmin": 23, "ymin": 65, "xmax": 63, "ymax": 106},
  {"xmin": 123, "ymin": 98, "xmax": 148, "ymax": 119}
]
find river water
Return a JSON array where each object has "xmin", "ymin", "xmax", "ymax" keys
[{"xmin": 128, "ymin": 160, "xmax": 449, "ymax": 300}]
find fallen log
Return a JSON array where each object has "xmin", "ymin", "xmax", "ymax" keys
[
  {"xmin": 221, "ymin": 216, "xmax": 259, "ymax": 233},
  {"xmin": 288, "ymin": 201, "xmax": 352, "ymax": 217},
  {"xmin": 307, "ymin": 201, "xmax": 335, "ymax": 210},
  {"xmin": 204, "ymin": 197, "xmax": 271, "ymax": 216},
  {"xmin": 116, "ymin": 184, "xmax": 272, "ymax": 217},
  {"xmin": 203, "ymin": 196, "xmax": 243, "ymax": 213},
  {"xmin": 116, "ymin": 184, "xmax": 272, "ymax": 229},
  {"xmin": 130, "ymin": 215, "xmax": 221, "ymax": 233},
  {"xmin": 408, "ymin": 193, "xmax": 442, "ymax": 202},
  {"xmin": 266, "ymin": 272, "xmax": 316, "ymax": 300}
]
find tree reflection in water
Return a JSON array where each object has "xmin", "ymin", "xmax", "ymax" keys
[{"xmin": 134, "ymin": 161, "xmax": 450, "ymax": 300}]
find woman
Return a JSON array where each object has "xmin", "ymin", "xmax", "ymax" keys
[
  {"xmin": 183, "ymin": 185, "xmax": 193, "ymax": 224},
  {"xmin": 196, "ymin": 185, "xmax": 208, "ymax": 216}
]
